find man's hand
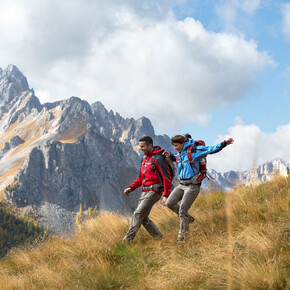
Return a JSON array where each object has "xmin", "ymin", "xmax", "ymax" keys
[
  {"xmin": 124, "ymin": 187, "xmax": 132, "ymax": 196},
  {"xmin": 226, "ymin": 138, "xmax": 234, "ymax": 145},
  {"xmin": 162, "ymin": 196, "xmax": 167, "ymax": 206},
  {"xmin": 163, "ymin": 151, "xmax": 170, "ymax": 157}
]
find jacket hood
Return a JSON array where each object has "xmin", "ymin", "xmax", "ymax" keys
[
  {"xmin": 149, "ymin": 146, "xmax": 164, "ymax": 155},
  {"xmin": 182, "ymin": 138, "xmax": 195, "ymax": 152}
]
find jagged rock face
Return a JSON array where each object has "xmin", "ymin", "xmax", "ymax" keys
[
  {"xmin": 91, "ymin": 101, "xmax": 172, "ymax": 153},
  {"xmin": 1, "ymin": 142, "xmax": 11, "ymax": 155},
  {"xmin": 5, "ymin": 136, "xmax": 139, "ymax": 212},
  {"xmin": 57, "ymin": 97, "xmax": 94, "ymax": 135},
  {"xmin": 0, "ymin": 65, "xmax": 173, "ymax": 234},
  {"xmin": 0, "ymin": 135, "xmax": 25, "ymax": 157},
  {"xmin": 9, "ymin": 135, "xmax": 25, "ymax": 148},
  {"xmin": 0, "ymin": 65, "xmax": 29, "ymax": 109}
]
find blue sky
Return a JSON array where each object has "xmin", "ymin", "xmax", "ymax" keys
[
  {"xmin": 178, "ymin": 0, "xmax": 290, "ymax": 142},
  {"xmin": 0, "ymin": 0, "xmax": 289, "ymax": 172},
  {"xmin": 177, "ymin": 0, "xmax": 290, "ymax": 172}
]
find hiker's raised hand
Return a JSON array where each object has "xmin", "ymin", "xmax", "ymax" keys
[
  {"xmin": 226, "ymin": 138, "xmax": 234, "ymax": 145},
  {"xmin": 162, "ymin": 196, "xmax": 167, "ymax": 206},
  {"xmin": 163, "ymin": 151, "xmax": 170, "ymax": 157},
  {"xmin": 124, "ymin": 187, "xmax": 132, "ymax": 196}
]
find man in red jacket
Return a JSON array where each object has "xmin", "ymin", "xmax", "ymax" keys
[{"xmin": 123, "ymin": 136, "xmax": 172, "ymax": 243}]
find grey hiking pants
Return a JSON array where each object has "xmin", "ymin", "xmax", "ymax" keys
[
  {"xmin": 166, "ymin": 182, "xmax": 200, "ymax": 241},
  {"xmin": 123, "ymin": 190, "xmax": 163, "ymax": 242}
]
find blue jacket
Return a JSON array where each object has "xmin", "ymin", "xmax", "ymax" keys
[{"xmin": 171, "ymin": 138, "xmax": 227, "ymax": 180}]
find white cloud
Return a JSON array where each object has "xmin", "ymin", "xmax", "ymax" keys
[
  {"xmin": 216, "ymin": 0, "xmax": 263, "ymax": 31},
  {"xmin": 0, "ymin": 0, "xmax": 273, "ymax": 131},
  {"xmin": 282, "ymin": 3, "xmax": 290, "ymax": 40},
  {"xmin": 208, "ymin": 120, "xmax": 290, "ymax": 173},
  {"xmin": 240, "ymin": 0, "xmax": 262, "ymax": 14}
]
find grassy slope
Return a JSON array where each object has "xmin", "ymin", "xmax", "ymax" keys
[{"xmin": 0, "ymin": 176, "xmax": 289, "ymax": 289}]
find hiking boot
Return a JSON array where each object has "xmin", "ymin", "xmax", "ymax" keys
[
  {"xmin": 154, "ymin": 234, "xmax": 164, "ymax": 240},
  {"xmin": 177, "ymin": 236, "xmax": 185, "ymax": 243},
  {"xmin": 189, "ymin": 216, "xmax": 195, "ymax": 224},
  {"xmin": 122, "ymin": 238, "xmax": 132, "ymax": 245}
]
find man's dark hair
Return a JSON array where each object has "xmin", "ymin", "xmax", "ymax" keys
[{"xmin": 139, "ymin": 136, "xmax": 153, "ymax": 146}]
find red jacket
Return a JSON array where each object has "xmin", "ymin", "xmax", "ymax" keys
[{"xmin": 129, "ymin": 147, "xmax": 172, "ymax": 197}]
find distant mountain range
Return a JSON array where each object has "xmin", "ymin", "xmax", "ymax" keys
[
  {"xmin": 0, "ymin": 65, "xmax": 288, "ymax": 234},
  {"xmin": 203, "ymin": 158, "xmax": 290, "ymax": 191}
]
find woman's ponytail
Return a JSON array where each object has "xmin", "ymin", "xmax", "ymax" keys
[{"xmin": 184, "ymin": 133, "xmax": 192, "ymax": 142}]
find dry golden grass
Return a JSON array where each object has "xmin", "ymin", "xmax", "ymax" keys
[{"xmin": 0, "ymin": 176, "xmax": 289, "ymax": 289}]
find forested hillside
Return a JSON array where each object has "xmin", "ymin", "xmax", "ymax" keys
[{"xmin": 0, "ymin": 202, "xmax": 48, "ymax": 257}]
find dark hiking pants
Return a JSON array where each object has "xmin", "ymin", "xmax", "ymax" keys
[
  {"xmin": 123, "ymin": 190, "xmax": 163, "ymax": 242},
  {"xmin": 166, "ymin": 182, "xmax": 200, "ymax": 241}
]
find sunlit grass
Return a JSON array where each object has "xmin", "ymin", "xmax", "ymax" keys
[{"xmin": 0, "ymin": 175, "xmax": 289, "ymax": 289}]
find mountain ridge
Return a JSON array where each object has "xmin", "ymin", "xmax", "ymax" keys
[
  {"xmin": 0, "ymin": 64, "xmax": 288, "ymax": 234},
  {"xmin": 0, "ymin": 65, "xmax": 173, "ymax": 234},
  {"xmin": 204, "ymin": 157, "xmax": 290, "ymax": 191}
]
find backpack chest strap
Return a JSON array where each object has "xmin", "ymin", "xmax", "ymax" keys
[{"xmin": 176, "ymin": 160, "xmax": 191, "ymax": 163}]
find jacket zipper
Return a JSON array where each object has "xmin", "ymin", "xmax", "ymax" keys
[{"xmin": 180, "ymin": 153, "xmax": 184, "ymax": 179}]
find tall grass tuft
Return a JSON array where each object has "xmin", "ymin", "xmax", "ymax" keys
[{"xmin": 0, "ymin": 175, "xmax": 289, "ymax": 289}]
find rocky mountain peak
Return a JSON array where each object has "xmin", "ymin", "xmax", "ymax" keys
[
  {"xmin": 91, "ymin": 101, "xmax": 106, "ymax": 111},
  {"xmin": 134, "ymin": 116, "xmax": 155, "ymax": 137},
  {"xmin": 1, "ymin": 64, "xmax": 29, "ymax": 91},
  {"xmin": 0, "ymin": 64, "xmax": 30, "ymax": 108},
  {"xmin": 57, "ymin": 96, "xmax": 93, "ymax": 134},
  {"xmin": 91, "ymin": 101, "xmax": 109, "ymax": 121}
]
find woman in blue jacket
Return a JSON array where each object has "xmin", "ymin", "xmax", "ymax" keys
[{"xmin": 164, "ymin": 134, "xmax": 234, "ymax": 243}]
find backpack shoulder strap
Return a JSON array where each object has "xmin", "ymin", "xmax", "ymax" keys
[
  {"xmin": 186, "ymin": 145, "xmax": 193, "ymax": 162},
  {"xmin": 186, "ymin": 144, "xmax": 197, "ymax": 162},
  {"xmin": 151, "ymin": 155, "xmax": 163, "ymax": 182},
  {"xmin": 186, "ymin": 144, "xmax": 199, "ymax": 172},
  {"xmin": 176, "ymin": 144, "xmax": 196, "ymax": 165}
]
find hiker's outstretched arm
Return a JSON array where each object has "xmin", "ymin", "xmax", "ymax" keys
[
  {"xmin": 154, "ymin": 156, "xmax": 172, "ymax": 197},
  {"xmin": 194, "ymin": 138, "xmax": 234, "ymax": 159}
]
